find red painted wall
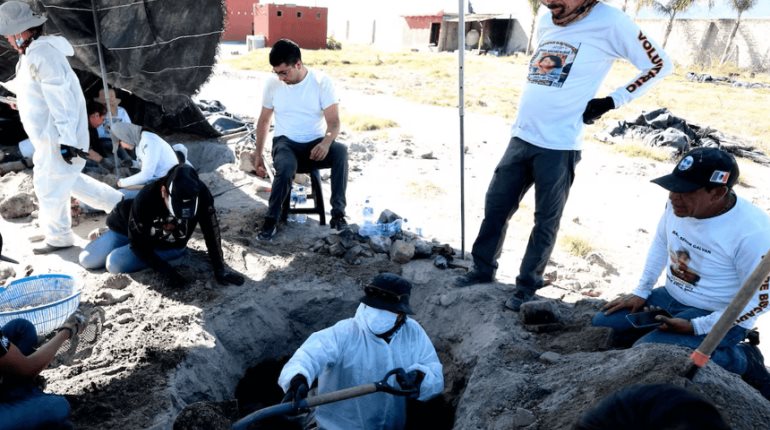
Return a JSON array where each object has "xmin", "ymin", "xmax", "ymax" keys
[
  {"xmin": 404, "ymin": 15, "xmax": 443, "ymax": 30},
  {"xmin": 223, "ymin": 0, "xmax": 255, "ymax": 41},
  {"xmin": 254, "ymin": 4, "xmax": 328, "ymax": 50}
]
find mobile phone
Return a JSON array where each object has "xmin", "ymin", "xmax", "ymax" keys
[{"xmin": 626, "ymin": 309, "xmax": 672, "ymax": 329}]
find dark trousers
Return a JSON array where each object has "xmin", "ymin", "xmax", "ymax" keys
[
  {"xmin": 267, "ymin": 135, "xmax": 348, "ymax": 220},
  {"xmin": 0, "ymin": 319, "xmax": 73, "ymax": 430},
  {"xmin": 471, "ymin": 137, "xmax": 581, "ymax": 295}
]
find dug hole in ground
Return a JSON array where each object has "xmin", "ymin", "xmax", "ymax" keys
[{"xmin": 0, "ymin": 42, "xmax": 769, "ymax": 429}]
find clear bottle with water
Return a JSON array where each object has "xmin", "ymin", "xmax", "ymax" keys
[
  {"xmin": 288, "ymin": 185, "xmax": 307, "ymax": 223},
  {"xmin": 362, "ymin": 197, "xmax": 374, "ymax": 225}
]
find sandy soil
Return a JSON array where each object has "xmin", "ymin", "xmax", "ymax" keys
[{"xmin": 1, "ymin": 42, "xmax": 770, "ymax": 429}]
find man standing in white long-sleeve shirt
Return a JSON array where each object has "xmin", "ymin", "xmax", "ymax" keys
[
  {"xmin": 594, "ymin": 147, "xmax": 770, "ymax": 400},
  {"xmin": 456, "ymin": 0, "xmax": 672, "ymax": 313}
]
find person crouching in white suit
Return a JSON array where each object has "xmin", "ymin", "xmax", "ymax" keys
[
  {"xmin": 0, "ymin": 1, "xmax": 123, "ymax": 255},
  {"xmin": 278, "ymin": 273, "xmax": 444, "ymax": 430}
]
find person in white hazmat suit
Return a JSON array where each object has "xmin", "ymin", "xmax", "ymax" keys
[
  {"xmin": 0, "ymin": 1, "xmax": 123, "ymax": 255},
  {"xmin": 278, "ymin": 273, "xmax": 444, "ymax": 429}
]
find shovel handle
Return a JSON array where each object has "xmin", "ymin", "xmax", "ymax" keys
[
  {"xmin": 306, "ymin": 383, "xmax": 377, "ymax": 407},
  {"xmin": 687, "ymin": 251, "xmax": 770, "ymax": 377}
]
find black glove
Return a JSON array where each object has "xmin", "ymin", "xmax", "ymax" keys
[
  {"xmin": 395, "ymin": 368, "xmax": 425, "ymax": 397},
  {"xmin": 164, "ymin": 269, "xmax": 187, "ymax": 289},
  {"xmin": 215, "ymin": 269, "xmax": 245, "ymax": 286},
  {"xmin": 60, "ymin": 145, "xmax": 89, "ymax": 164},
  {"xmin": 582, "ymin": 96, "xmax": 615, "ymax": 125},
  {"xmin": 281, "ymin": 374, "xmax": 309, "ymax": 407}
]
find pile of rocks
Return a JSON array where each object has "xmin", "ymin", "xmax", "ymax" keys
[{"xmin": 310, "ymin": 217, "xmax": 456, "ymax": 267}]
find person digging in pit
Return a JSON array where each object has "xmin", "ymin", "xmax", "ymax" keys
[
  {"xmin": 78, "ymin": 164, "xmax": 245, "ymax": 288},
  {"xmin": 592, "ymin": 148, "xmax": 770, "ymax": 400},
  {"xmin": 278, "ymin": 273, "xmax": 444, "ymax": 429}
]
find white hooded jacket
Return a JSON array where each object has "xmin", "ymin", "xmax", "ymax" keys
[
  {"xmin": 5, "ymin": 34, "xmax": 123, "ymax": 246},
  {"xmin": 278, "ymin": 304, "xmax": 444, "ymax": 430},
  {"xmin": 13, "ymin": 35, "xmax": 89, "ymax": 175}
]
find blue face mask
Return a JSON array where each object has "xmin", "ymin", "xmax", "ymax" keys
[{"xmin": 14, "ymin": 36, "xmax": 24, "ymax": 47}]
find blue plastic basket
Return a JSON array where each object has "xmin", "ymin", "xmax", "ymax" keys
[{"xmin": 0, "ymin": 274, "xmax": 81, "ymax": 335}]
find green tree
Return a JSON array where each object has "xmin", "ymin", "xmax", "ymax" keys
[
  {"xmin": 526, "ymin": 0, "xmax": 540, "ymax": 55},
  {"xmin": 720, "ymin": 0, "xmax": 759, "ymax": 64}
]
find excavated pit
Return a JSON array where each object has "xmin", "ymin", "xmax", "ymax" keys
[{"xmin": 166, "ymin": 260, "xmax": 770, "ymax": 430}]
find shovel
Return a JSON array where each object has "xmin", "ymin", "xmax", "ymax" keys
[
  {"xmin": 685, "ymin": 251, "xmax": 770, "ymax": 379},
  {"xmin": 231, "ymin": 368, "xmax": 418, "ymax": 430}
]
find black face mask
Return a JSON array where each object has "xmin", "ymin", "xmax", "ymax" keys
[{"xmin": 376, "ymin": 313, "xmax": 407, "ymax": 344}]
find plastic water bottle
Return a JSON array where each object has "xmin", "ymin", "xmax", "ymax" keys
[
  {"xmin": 288, "ymin": 186, "xmax": 307, "ymax": 223},
  {"xmin": 362, "ymin": 197, "xmax": 374, "ymax": 225}
]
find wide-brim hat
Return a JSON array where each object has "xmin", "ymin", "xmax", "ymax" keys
[
  {"xmin": 0, "ymin": 1, "xmax": 46, "ymax": 36},
  {"xmin": 94, "ymin": 89, "xmax": 121, "ymax": 107},
  {"xmin": 360, "ymin": 272, "xmax": 414, "ymax": 315}
]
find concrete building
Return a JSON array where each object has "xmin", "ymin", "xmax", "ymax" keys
[
  {"xmin": 223, "ymin": 0, "xmax": 256, "ymax": 41},
  {"xmin": 254, "ymin": 3, "xmax": 328, "ymax": 49}
]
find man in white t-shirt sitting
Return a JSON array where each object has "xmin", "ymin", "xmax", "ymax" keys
[
  {"xmin": 252, "ymin": 39, "xmax": 348, "ymax": 240},
  {"xmin": 593, "ymin": 147, "xmax": 770, "ymax": 400}
]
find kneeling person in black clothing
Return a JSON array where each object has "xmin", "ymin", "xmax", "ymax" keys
[{"xmin": 79, "ymin": 164, "xmax": 245, "ymax": 287}]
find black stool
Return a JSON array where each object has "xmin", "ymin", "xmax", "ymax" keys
[{"xmin": 281, "ymin": 169, "xmax": 326, "ymax": 226}]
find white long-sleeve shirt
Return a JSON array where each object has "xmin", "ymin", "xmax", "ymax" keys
[
  {"xmin": 512, "ymin": 3, "xmax": 672, "ymax": 150},
  {"xmin": 632, "ymin": 198, "xmax": 770, "ymax": 335},
  {"xmin": 278, "ymin": 304, "xmax": 444, "ymax": 430},
  {"xmin": 117, "ymin": 132, "xmax": 179, "ymax": 188}
]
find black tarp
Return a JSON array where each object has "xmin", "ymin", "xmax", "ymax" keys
[{"xmin": 0, "ymin": 0, "xmax": 226, "ymax": 137}]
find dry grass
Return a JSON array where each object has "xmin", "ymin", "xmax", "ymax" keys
[
  {"xmin": 227, "ymin": 46, "xmax": 770, "ymax": 153},
  {"xmin": 561, "ymin": 234, "xmax": 594, "ymax": 258},
  {"xmin": 608, "ymin": 141, "xmax": 674, "ymax": 162},
  {"xmin": 344, "ymin": 113, "xmax": 398, "ymax": 132}
]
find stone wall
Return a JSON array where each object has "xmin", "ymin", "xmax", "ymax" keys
[{"xmin": 637, "ymin": 19, "xmax": 770, "ymax": 71}]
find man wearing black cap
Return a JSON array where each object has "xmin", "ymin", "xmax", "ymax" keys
[
  {"xmin": 79, "ymin": 164, "xmax": 245, "ymax": 288},
  {"xmin": 277, "ymin": 273, "xmax": 444, "ymax": 429},
  {"xmin": 592, "ymin": 147, "xmax": 770, "ymax": 399}
]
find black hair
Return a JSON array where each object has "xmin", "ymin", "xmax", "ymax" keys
[
  {"xmin": 87, "ymin": 100, "xmax": 107, "ymax": 116},
  {"xmin": 574, "ymin": 384, "xmax": 730, "ymax": 430},
  {"xmin": 269, "ymin": 39, "xmax": 301, "ymax": 67},
  {"xmin": 540, "ymin": 54, "xmax": 563, "ymax": 69}
]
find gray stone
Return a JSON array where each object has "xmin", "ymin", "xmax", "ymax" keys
[
  {"xmin": 493, "ymin": 408, "xmax": 537, "ymax": 429},
  {"xmin": 325, "ymin": 235, "xmax": 341, "ymax": 245},
  {"xmin": 311, "ymin": 239, "xmax": 325, "ymax": 252},
  {"xmin": 377, "ymin": 209, "xmax": 402, "ymax": 224},
  {"xmin": 368, "ymin": 236, "xmax": 391, "ymax": 254},
  {"xmin": 413, "ymin": 240, "xmax": 433, "ymax": 258},
  {"xmin": 0, "ymin": 193, "xmax": 36, "ymax": 219},
  {"xmin": 237, "ymin": 150, "xmax": 255, "ymax": 173},
  {"xmin": 343, "ymin": 245, "xmax": 364, "ymax": 265},
  {"xmin": 329, "ymin": 243, "xmax": 346, "ymax": 257},
  {"xmin": 586, "ymin": 252, "xmax": 619, "ymax": 276},
  {"xmin": 96, "ymin": 289, "xmax": 134, "ymax": 306},
  {"xmin": 538, "ymin": 351, "xmax": 562, "ymax": 364},
  {"xmin": 390, "ymin": 240, "xmax": 415, "ymax": 264},
  {"xmin": 520, "ymin": 300, "xmax": 562, "ymax": 325}
]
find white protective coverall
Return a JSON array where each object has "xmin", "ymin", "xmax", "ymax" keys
[
  {"xmin": 8, "ymin": 35, "xmax": 122, "ymax": 246},
  {"xmin": 278, "ymin": 303, "xmax": 444, "ymax": 430}
]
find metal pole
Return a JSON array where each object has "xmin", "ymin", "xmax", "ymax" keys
[
  {"xmin": 458, "ymin": 0, "xmax": 466, "ymax": 257},
  {"xmin": 90, "ymin": 0, "xmax": 119, "ymax": 179}
]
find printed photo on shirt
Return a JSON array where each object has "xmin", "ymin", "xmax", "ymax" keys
[
  {"xmin": 669, "ymin": 248, "xmax": 701, "ymax": 286},
  {"xmin": 527, "ymin": 41, "xmax": 579, "ymax": 88}
]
